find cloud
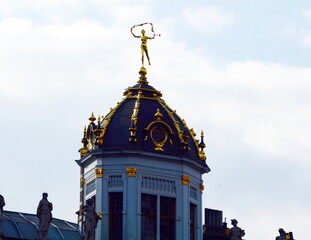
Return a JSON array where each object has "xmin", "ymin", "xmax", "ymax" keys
[
  {"xmin": 299, "ymin": 29, "xmax": 311, "ymax": 47},
  {"xmin": 151, "ymin": 40, "xmax": 311, "ymax": 163},
  {"xmin": 285, "ymin": 9, "xmax": 311, "ymax": 47},
  {"xmin": 301, "ymin": 8, "xmax": 311, "ymax": 23},
  {"xmin": 182, "ymin": 6, "xmax": 236, "ymax": 33}
]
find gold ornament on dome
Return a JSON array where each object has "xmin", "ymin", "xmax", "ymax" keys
[
  {"xmin": 80, "ymin": 147, "xmax": 88, "ymax": 156},
  {"xmin": 150, "ymin": 126, "xmax": 168, "ymax": 151},
  {"xmin": 130, "ymin": 22, "xmax": 160, "ymax": 67},
  {"xmin": 198, "ymin": 131, "xmax": 207, "ymax": 160},
  {"xmin": 144, "ymin": 109, "xmax": 174, "ymax": 151}
]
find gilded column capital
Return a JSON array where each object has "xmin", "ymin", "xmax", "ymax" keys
[
  {"xmin": 126, "ymin": 167, "xmax": 137, "ymax": 177},
  {"xmin": 181, "ymin": 175, "xmax": 191, "ymax": 185},
  {"xmin": 95, "ymin": 168, "xmax": 104, "ymax": 178},
  {"xmin": 200, "ymin": 183, "xmax": 204, "ymax": 193},
  {"xmin": 80, "ymin": 177, "xmax": 85, "ymax": 186}
]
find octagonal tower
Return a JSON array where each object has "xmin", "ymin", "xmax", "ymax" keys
[{"xmin": 76, "ymin": 66, "xmax": 210, "ymax": 240}]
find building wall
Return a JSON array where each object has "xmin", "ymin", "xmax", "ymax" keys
[{"xmin": 81, "ymin": 151, "xmax": 205, "ymax": 240}]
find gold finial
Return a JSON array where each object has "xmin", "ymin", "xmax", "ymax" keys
[
  {"xmin": 131, "ymin": 22, "xmax": 160, "ymax": 67},
  {"xmin": 89, "ymin": 112, "xmax": 96, "ymax": 122},
  {"xmin": 138, "ymin": 67, "xmax": 149, "ymax": 84},
  {"xmin": 81, "ymin": 126, "xmax": 87, "ymax": 144},
  {"xmin": 198, "ymin": 130, "xmax": 206, "ymax": 160},
  {"xmin": 199, "ymin": 131, "xmax": 206, "ymax": 149},
  {"xmin": 79, "ymin": 126, "xmax": 88, "ymax": 157},
  {"xmin": 154, "ymin": 109, "xmax": 163, "ymax": 120}
]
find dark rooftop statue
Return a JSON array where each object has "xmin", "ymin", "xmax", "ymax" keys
[
  {"xmin": 230, "ymin": 219, "xmax": 245, "ymax": 240},
  {"xmin": 37, "ymin": 192, "xmax": 53, "ymax": 240},
  {"xmin": 0, "ymin": 194, "xmax": 5, "ymax": 235},
  {"xmin": 82, "ymin": 198, "xmax": 100, "ymax": 240},
  {"xmin": 276, "ymin": 228, "xmax": 294, "ymax": 240}
]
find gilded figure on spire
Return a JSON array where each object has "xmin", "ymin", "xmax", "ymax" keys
[{"xmin": 131, "ymin": 23, "xmax": 160, "ymax": 67}]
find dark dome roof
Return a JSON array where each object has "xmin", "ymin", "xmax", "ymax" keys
[{"xmin": 80, "ymin": 67, "xmax": 207, "ymax": 162}]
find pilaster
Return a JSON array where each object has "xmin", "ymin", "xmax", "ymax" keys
[{"xmin": 125, "ymin": 167, "xmax": 138, "ymax": 240}]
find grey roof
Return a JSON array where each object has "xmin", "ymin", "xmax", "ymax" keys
[{"xmin": 0, "ymin": 210, "xmax": 82, "ymax": 240}]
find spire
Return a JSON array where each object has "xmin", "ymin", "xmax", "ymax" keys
[
  {"xmin": 89, "ymin": 112, "xmax": 96, "ymax": 122},
  {"xmin": 79, "ymin": 126, "xmax": 88, "ymax": 157},
  {"xmin": 198, "ymin": 131, "xmax": 206, "ymax": 160}
]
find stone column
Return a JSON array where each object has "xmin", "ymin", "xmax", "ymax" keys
[
  {"xmin": 125, "ymin": 167, "xmax": 138, "ymax": 240},
  {"xmin": 181, "ymin": 175, "xmax": 191, "ymax": 240},
  {"xmin": 95, "ymin": 167, "xmax": 106, "ymax": 240}
]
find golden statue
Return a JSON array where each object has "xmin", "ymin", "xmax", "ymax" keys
[{"xmin": 131, "ymin": 23, "xmax": 160, "ymax": 67}]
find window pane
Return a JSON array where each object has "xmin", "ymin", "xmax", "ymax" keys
[
  {"xmin": 160, "ymin": 196, "xmax": 176, "ymax": 240},
  {"xmin": 109, "ymin": 192, "xmax": 123, "ymax": 240},
  {"xmin": 141, "ymin": 194, "xmax": 157, "ymax": 240},
  {"xmin": 190, "ymin": 203, "xmax": 196, "ymax": 240}
]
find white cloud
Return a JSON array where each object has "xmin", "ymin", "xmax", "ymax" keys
[
  {"xmin": 0, "ymin": 0, "xmax": 83, "ymax": 14},
  {"xmin": 299, "ymin": 29, "xmax": 311, "ymax": 47},
  {"xmin": 151, "ymin": 42, "xmax": 311, "ymax": 163},
  {"xmin": 280, "ymin": 9, "xmax": 311, "ymax": 47},
  {"xmin": 301, "ymin": 8, "xmax": 311, "ymax": 23},
  {"xmin": 182, "ymin": 6, "xmax": 236, "ymax": 33}
]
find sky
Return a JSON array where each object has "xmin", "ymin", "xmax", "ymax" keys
[{"xmin": 0, "ymin": 0, "xmax": 310, "ymax": 239}]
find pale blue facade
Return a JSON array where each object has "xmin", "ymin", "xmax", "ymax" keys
[
  {"xmin": 78, "ymin": 150, "xmax": 208, "ymax": 240},
  {"xmin": 76, "ymin": 68, "xmax": 210, "ymax": 239}
]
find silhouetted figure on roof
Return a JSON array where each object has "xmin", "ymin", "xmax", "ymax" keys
[
  {"xmin": 0, "ymin": 194, "xmax": 5, "ymax": 216},
  {"xmin": 0, "ymin": 194, "xmax": 5, "ymax": 233},
  {"xmin": 37, "ymin": 193, "xmax": 53, "ymax": 240},
  {"xmin": 82, "ymin": 198, "xmax": 100, "ymax": 240},
  {"xmin": 230, "ymin": 219, "xmax": 245, "ymax": 240},
  {"xmin": 276, "ymin": 228, "xmax": 288, "ymax": 240}
]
